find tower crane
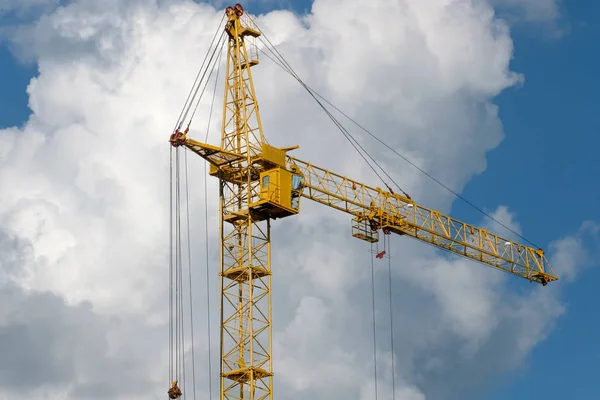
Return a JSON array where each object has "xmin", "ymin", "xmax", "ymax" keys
[{"xmin": 168, "ymin": 4, "xmax": 558, "ymax": 399}]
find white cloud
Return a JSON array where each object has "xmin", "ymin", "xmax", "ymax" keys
[
  {"xmin": 0, "ymin": 0, "xmax": 591, "ymax": 399},
  {"xmin": 549, "ymin": 220, "xmax": 600, "ymax": 282},
  {"xmin": 492, "ymin": 0, "xmax": 561, "ymax": 22},
  {"xmin": 483, "ymin": 204, "xmax": 522, "ymax": 238}
]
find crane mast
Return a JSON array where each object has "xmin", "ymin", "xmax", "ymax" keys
[
  {"xmin": 169, "ymin": 4, "xmax": 558, "ymax": 399},
  {"xmin": 173, "ymin": 4, "xmax": 290, "ymax": 399}
]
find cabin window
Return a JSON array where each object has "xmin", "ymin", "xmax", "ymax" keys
[{"xmin": 292, "ymin": 175, "xmax": 302, "ymax": 190}]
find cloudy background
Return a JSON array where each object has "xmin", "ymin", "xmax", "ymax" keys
[{"xmin": 0, "ymin": 0, "xmax": 598, "ymax": 399}]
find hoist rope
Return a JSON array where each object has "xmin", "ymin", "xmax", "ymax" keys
[
  {"xmin": 253, "ymin": 35, "xmax": 409, "ymax": 198},
  {"xmin": 370, "ymin": 242, "xmax": 379, "ymax": 400},
  {"xmin": 201, "ymin": 30, "xmax": 223, "ymax": 399},
  {"xmin": 188, "ymin": 35, "xmax": 227, "ymax": 128},
  {"xmin": 169, "ymin": 148, "xmax": 174, "ymax": 385},
  {"xmin": 184, "ymin": 149, "xmax": 197, "ymax": 400},
  {"xmin": 182, "ymin": 219, "xmax": 186, "ymax": 394},
  {"xmin": 176, "ymin": 147, "xmax": 185, "ymax": 389},
  {"xmin": 308, "ymin": 97, "xmax": 541, "ymax": 248},
  {"xmin": 251, "ymin": 25, "xmax": 540, "ymax": 249},
  {"xmin": 173, "ymin": 147, "xmax": 185, "ymax": 387},
  {"xmin": 171, "ymin": 13, "xmax": 226, "ymax": 134},
  {"xmin": 386, "ymin": 235, "xmax": 396, "ymax": 400},
  {"xmin": 170, "ymin": 147, "xmax": 196, "ymax": 397},
  {"xmin": 167, "ymin": 12, "xmax": 229, "ymax": 398},
  {"xmin": 170, "ymin": 147, "xmax": 180, "ymax": 384}
]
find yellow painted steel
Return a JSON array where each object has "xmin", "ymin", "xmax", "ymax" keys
[
  {"xmin": 173, "ymin": 5, "xmax": 298, "ymax": 400},
  {"xmin": 171, "ymin": 4, "xmax": 558, "ymax": 399},
  {"xmin": 215, "ymin": 6, "xmax": 274, "ymax": 400},
  {"xmin": 288, "ymin": 157, "xmax": 558, "ymax": 286}
]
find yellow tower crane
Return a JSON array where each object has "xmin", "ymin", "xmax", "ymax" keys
[{"xmin": 168, "ymin": 4, "xmax": 558, "ymax": 399}]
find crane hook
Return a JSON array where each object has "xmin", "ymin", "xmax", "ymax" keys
[{"xmin": 167, "ymin": 381, "xmax": 182, "ymax": 399}]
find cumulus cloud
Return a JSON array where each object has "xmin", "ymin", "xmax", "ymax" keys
[
  {"xmin": 483, "ymin": 205, "xmax": 522, "ymax": 238},
  {"xmin": 492, "ymin": 0, "xmax": 561, "ymax": 22},
  {"xmin": 549, "ymin": 220, "xmax": 600, "ymax": 282},
  {"xmin": 0, "ymin": 234, "xmax": 162, "ymax": 399},
  {"xmin": 0, "ymin": 0, "xmax": 591, "ymax": 399},
  {"xmin": 490, "ymin": 0, "xmax": 567, "ymax": 38}
]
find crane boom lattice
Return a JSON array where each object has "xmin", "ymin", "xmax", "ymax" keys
[
  {"xmin": 289, "ymin": 157, "xmax": 557, "ymax": 285},
  {"xmin": 218, "ymin": 5, "xmax": 271, "ymax": 400}
]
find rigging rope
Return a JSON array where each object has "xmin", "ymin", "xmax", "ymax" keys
[
  {"xmin": 306, "ymin": 94, "xmax": 541, "ymax": 248},
  {"xmin": 251, "ymin": 23, "xmax": 539, "ymax": 248},
  {"xmin": 171, "ymin": 13, "xmax": 227, "ymax": 134},
  {"xmin": 189, "ymin": 37, "xmax": 227, "ymax": 129},
  {"xmin": 370, "ymin": 242, "xmax": 379, "ymax": 400},
  {"xmin": 254, "ymin": 34, "xmax": 409, "ymax": 198},
  {"xmin": 169, "ymin": 145, "xmax": 186, "ymax": 393},
  {"xmin": 386, "ymin": 235, "xmax": 396, "ymax": 400},
  {"xmin": 169, "ymin": 149, "xmax": 174, "ymax": 386},
  {"xmin": 167, "ymin": 12, "xmax": 229, "ymax": 399},
  {"xmin": 169, "ymin": 146, "xmax": 198, "ymax": 399},
  {"xmin": 201, "ymin": 32, "xmax": 223, "ymax": 399},
  {"xmin": 176, "ymin": 146, "xmax": 185, "ymax": 389},
  {"xmin": 184, "ymin": 149, "xmax": 197, "ymax": 400}
]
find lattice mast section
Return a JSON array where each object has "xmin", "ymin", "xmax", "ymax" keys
[
  {"xmin": 171, "ymin": 4, "xmax": 301, "ymax": 398},
  {"xmin": 220, "ymin": 5, "xmax": 272, "ymax": 400}
]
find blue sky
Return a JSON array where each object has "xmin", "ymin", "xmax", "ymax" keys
[
  {"xmin": 480, "ymin": 3, "xmax": 600, "ymax": 399},
  {"xmin": 0, "ymin": 0, "xmax": 598, "ymax": 399}
]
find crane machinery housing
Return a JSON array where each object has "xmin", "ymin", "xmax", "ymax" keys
[{"xmin": 167, "ymin": 3, "xmax": 558, "ymax": 399}]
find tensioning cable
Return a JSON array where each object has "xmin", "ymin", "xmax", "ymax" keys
[{"xmin": 249, "ymin": 18, "xmax": 539, "ymax": 249}]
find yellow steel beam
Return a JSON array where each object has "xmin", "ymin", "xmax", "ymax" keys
[
  {"xmin": 289, "ymin": 156, "xmax": 558, "ymax": 286},
  {"xmin": 214, "ymin": 5, "xmax": 273, "ymax": 400}
]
